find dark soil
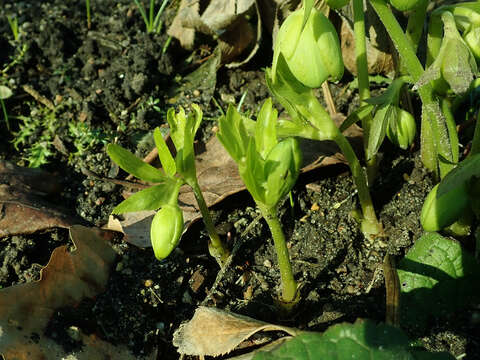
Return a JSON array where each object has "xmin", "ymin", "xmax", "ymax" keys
[{"xmin": 1, "ymin": 0, "xmax": 479, "ymax": 359}]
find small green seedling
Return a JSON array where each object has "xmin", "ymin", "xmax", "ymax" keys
[
  {"xmin": 133, "ymin": 0, "xmax": 169, "ymax": 33},
  {"xmin": 217, "ymin": 99, "xmax": 301, "ymax": 305},
  {"xmin": 107, "ymin": 105, "xmax": 229, "ymax": 266},
  {"xmin": 0, "ymin": 85, "xmax": 13, "ymax": 131}
]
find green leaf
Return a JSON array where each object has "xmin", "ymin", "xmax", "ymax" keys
[
  {"xmin": 243, "ymin": 138, "xmax": 266, "ymax": 203},
  {"xmin": 153, "ymin": 127, "xmax": 176, "ymax": 177},
  {"xmin": 167, "ymin": 107, "xmax": 186, "ymax": 151},
  {"xmin": 364, "ymin": 77, "xmax": 405, "ymax": 106},
  {"xmin": 112, "ymin": 181, "xmax": 182, "ymax": 214},
  {"xmin": 339, "ymin": 104, "xmax": 374, "ymax": 133},
  {"xmin": 437, "ymin": 153, "xmax": 480, "ymax": 198},
  {"xmin": 255, "ymin": 98, "xmax": 278, "ymax": 157},
  {"xmin": 397, "ymin": 232, "xmax": 480, "ymax": 329},
  {"xmin": 217, "ymin": 105, "xmax": 250, "ymax": 163},
  {"xmin": 366, "ymin": 104, "xmax": 393, "ymax": 160},
  {"xmin": 107, "ymin": 144, "xmax": 166, "ymax": 183},
  {"xmin": 251, "ymin": 319, "xmax": 454, "ymax": 360}
]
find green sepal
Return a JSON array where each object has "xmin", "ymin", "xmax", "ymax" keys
[
  {"xmin": 107, "ymin": 143, "xmax": 167, "ymax": 183},
  {"xmin": 153, "ymin": 127, "xmax": 176, "ymax": 177},
  {"xmin": 112, "ymin": 180, "xmax": 183, "ymax": 214}
]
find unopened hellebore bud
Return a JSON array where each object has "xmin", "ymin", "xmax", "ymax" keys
[
  {"xmin": 272, "ymin": 7, "xmax": 344, "ymax": 88},
  {"xmin": 390, "ymin": 0, "xmax": 428, "ymax": 12},
  {"xmin": 420, "ymin": 183, "xmax": 470, "ymax": 231},
  {"xmin": 150, "ymin": 204, "xmax": 184, "ymax": 260},
  {"xmin": 386, "ymin": 108, "xmax": 416, "ymax": 150}
]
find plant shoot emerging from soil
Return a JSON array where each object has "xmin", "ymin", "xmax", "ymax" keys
[
  {"xmin": 217, "ymin": 99, "xmax": 301, "ymax": 305},
  {"xmin": 107, "ymin": 105, "xmax": 230, "ymax": 266}
]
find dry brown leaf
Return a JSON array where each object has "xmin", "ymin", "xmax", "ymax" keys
[
  {"xmin": 167, "ymin": 0, "xmax": 259, "ymax": 66},
  {"xmin": 0, "ymin": 160, "xmax": 82, "ymax": 238},
  {"xmin": 173, "ymin": 306, "xmax": 299, "ymax": 356},
  {"xmin": 338, "ymin": 3, "xmax": 394, "ymax": 77},
  {"xmin": 0, "ymin": 225, "xmax": 117, "ymax": 360}
]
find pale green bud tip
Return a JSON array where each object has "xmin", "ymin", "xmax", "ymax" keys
[
  {"xmin": 273, "ymin": 8, "xmax": 343, "ymax": 88},
  {"xmin": 151, "ymin": 204, "xmax": 184, "ymax": 260},
  {"xmin": 420, "ymin": 183, "xmax": 469, "ymax": 231},
  {"xmin": 386, "ymin": 108, "xmax": 416, "ymax": 150}
]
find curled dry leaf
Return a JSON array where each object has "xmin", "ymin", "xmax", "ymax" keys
[
  {"xmin": 167, "ymin": 0, "xmax": 259, "ymax": 66},
  {"xmin": 0, "ymin": 225, "xmax": 118, "ymax": 360},
  {"xmin": 173, "ymin": 306, "xmax": 299, "ymax": 357},
  {"xmin": 0, "ymin": 160, "xmax": 82, "ymax": 238}
]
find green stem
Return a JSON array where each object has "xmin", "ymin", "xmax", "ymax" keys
[
  {"xmin": 370, "ymin": 0, "xmax": 454, "ymax": 178},
  {"xmin": 333, "ymin": 131, "xmax": 382, "ymax": 235},
  {"xmin": 86, "ymin": 0, "xmax": 91, "ymax": 29},
  {"xmin": 353, "ymin": 0, "xmax": 377, "ymax": 183},
  {"xmin": 405, "ymin": 0, "xmax": 428, "ymax": 50},
  {"xmin": 471, "ymin": 111, "xmax": 480, "ymax": 156},
  {"xmin": 256, "ymin": 202, "xmax": 297, "ymax": 303},
  {"xmin": 353, "ymin": 0, "xmax": 370, "ymax": 102},
  {"xmin": 1, "ymin": 99, "xmax": 9, "ymax": 131},
  {"xmin": 190, "ymin": 180, "xmax": 230, "ymax": 266}
]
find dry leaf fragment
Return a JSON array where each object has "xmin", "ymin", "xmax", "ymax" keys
[
  {"xmin": 0, "ymin": 225, "xmax": 117, "ymax": 360},
  {"xmin": 0, "ymin": 160, "xmax": 82, "ymax": 238},
  {"xmin": 173, "ymin": 306, "xmax": 298, "ymax": 356}
]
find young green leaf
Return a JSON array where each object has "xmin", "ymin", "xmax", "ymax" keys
[
  {"xmin": 437, "ymin": 153, "xmax": 480, "ymax": 197},
  {"xmin": 339, "ymin": 104, "xmax": 374, "ymax": 132},
  {"xmin": 255, "ymin": 98, "xmax": 278, "ymax": 158},
  {"xmin": 217, "ymin": 105, "xmax": 250, "ymax": 163},
  {"xmin": 366, "ymin": 104, "xmax": 392, "ymax": 160},
  {"xmin": 153, "ymin": 127, "xmax": 176, "ymax": 177},
  {"xmin": 112, "ymin": 181, "xmax": 182, "ymax": 214},
  {"xmin": 167, "ymin": 107, "xmax": 186, "ymax": 151},
  {"xmin": 107, "ymin": 144, "xmax": 167, "ymax": 183},
  {"xmin": 251, "ymin": 319, "xmax": 454, "ymax": 360},
  {"xmin": 397, "ymin": 232, "xmax": 480, "ymax": 329}
]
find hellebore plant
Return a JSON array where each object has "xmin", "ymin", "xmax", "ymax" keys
[
  {"xmin": 107, "ymin": 105, "xmax": 229, "ymax": 266},
  {"xmin": 217, "ymin": 99, "xmax": 301, "ymax": 305},
  {"xmin": 267, "ymin": 2, "xmax": 383, "ymax": 237}
]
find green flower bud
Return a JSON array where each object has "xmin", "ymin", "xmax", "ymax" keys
[
  {"xmin": 420, "ymin": 183, "xmax": 470, "ymax": 231},
  {"xmin": 386, "ymin": 108, "xmax": 416, "ymax": 150},
  {"xmin": 263, "ymin": 137, "xmax": 302, "ymax": 206},
  {"xmin": 150, "ymin": 204, "xmax": 184, "ymax": 260},
  {"xmin": 390, "ymin": 0, "xmax": 428, "ymax": 12},
  {"xmin": 325, "ymin": 0, "xmax": 350, "ymax": 9},
  {"xmin": 272, "ymin": 7, "xmax": 344, "ymax": 88},
  {"xmin": 464, "ymin": 26, "xmax": 480, "ymax": 61}
]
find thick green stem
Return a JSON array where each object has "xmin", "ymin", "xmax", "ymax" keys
[
  {"xmin": 333, "ymin": 131, "xmax": 382, "ymax": 235},
  {"xmin": 86, "ymin": 0, "xmax": 91, "ymax": 29},
  {"xmin": 353, "ymin": 0, "xmax": 377, "ymax": 183},
  {"xmin": 257, "ymin": 202, "xmax": 297, "ymax": 303},
  {"xmin": 191, "ymin": 181, "xmax": 230, "ymax": 266},
  {"xmin": 370, "ymin": 0, "xmax": 454, "ymax": 178},
  {"xmin": 405, "ymin": 0, "xmax": 428, "ymax": 50},
  {"xmin": 471, "ymin": 111, "xmax": 480, "ymax": 156}
]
